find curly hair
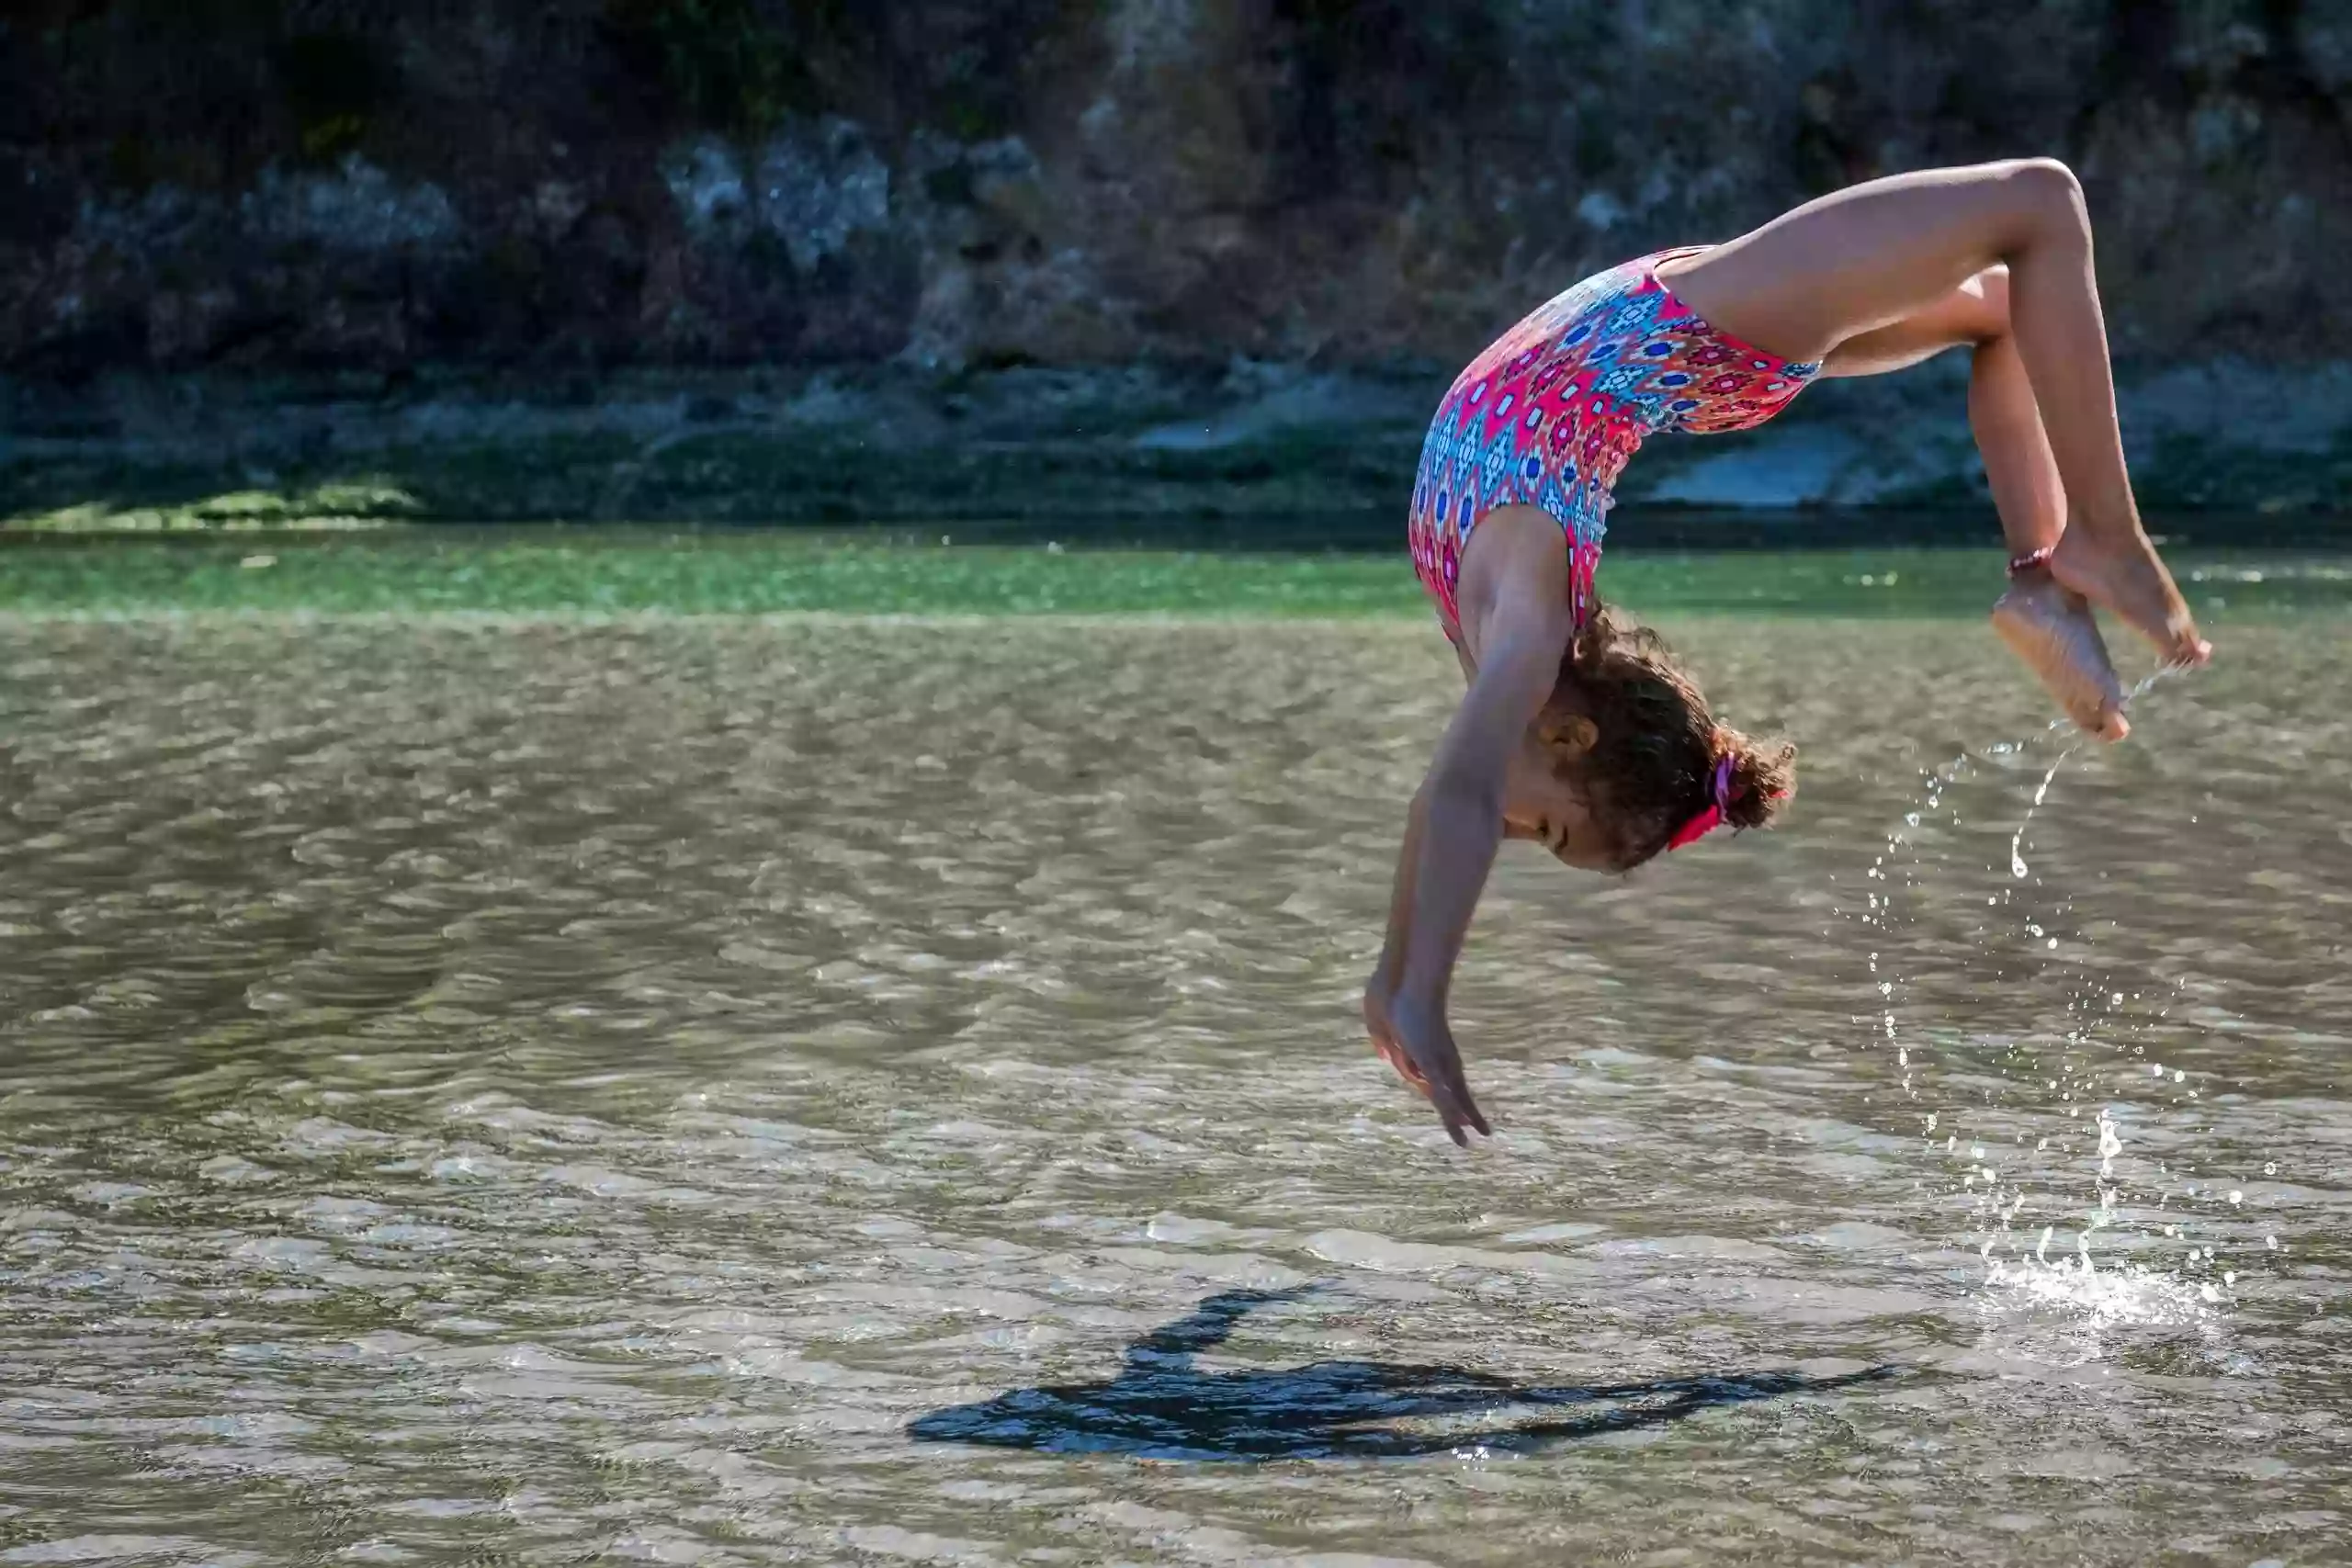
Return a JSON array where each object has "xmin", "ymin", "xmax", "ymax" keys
[{"xmin": 1541, "ymin": 602, "xmax": 1796, "ymax": 868}]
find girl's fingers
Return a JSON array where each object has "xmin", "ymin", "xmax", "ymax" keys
[
  {"xmin": 1422, "ymin": 1071, "xmax": 1472, "ymax": 1145},
  {"xmin": 1443, "ymin": 1075, "xmax": 1490, "ymax": 1139},
  {"xmin": 1430, "ymin": 1049, "xmax": 1489, "ymax": 1141},
  {"xmin": 1372, "ymin": 1034, "xmax": 1433, "ymax": 1096},
  {"xmin": 1459, "ymin": 1089, "xmax": 1492, "ymax": 1138},
  {"xmin": 1371, "ymin": 1021, "xmax": 1488, "ymax": 1143},
  {"xmin": 1429, "ymin": 1029, "xmax": 1489, "ymax": 1139}
]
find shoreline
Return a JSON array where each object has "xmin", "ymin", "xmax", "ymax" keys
[
  {"xmin": 7, "ymin": 360, "xmax": 2352, "ymax": 536},
  {"xmin": 0, "ymin": 533, "xmax": 2343, "ymax": 621}
]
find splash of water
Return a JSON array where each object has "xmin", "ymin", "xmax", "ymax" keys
[
  {"xmin": 2008, "ymin": 749, "xmax": 2075, "ymax": 879},
  {"xmin": 2006, "ymin": 665, "xmax": 2180, "ymax": 881},
  {"xmin": 2096, "ymin": 1106, "xmax": 2122, "ymax": 1178},
  {"xmin": 1854, "ymin": 750, "xmax": 1973, "ymax": 1097},
  {"xmin": 1852, "ymin": 660, "xmax": 2246, "ymax": 1351}
]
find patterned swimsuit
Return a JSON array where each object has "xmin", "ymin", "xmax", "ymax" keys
[{"xmin": 1408, "ymin": 248, "xmax": 1819, "ymax": 640}]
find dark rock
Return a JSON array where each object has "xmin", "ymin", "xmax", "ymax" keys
[
  {"xmin": 5, "ymin": 0, "xmax": 2352, "ymax": 377},
  {"xmin": 7, "ymin": 1, "xmax": 2352, "ymax": 525}
]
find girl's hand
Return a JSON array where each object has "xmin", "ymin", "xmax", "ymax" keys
[{"xmin": 1363, "ymin": 982, "xmax": 1492, "ymax": 1147}]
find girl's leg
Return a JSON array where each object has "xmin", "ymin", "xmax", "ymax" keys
[
  {"xmin": 1817, "ymin": 266, "xmax": 2063, "ymax": 558},
  {"xmin": 1658, "ymin": 160, "xmax": 2207, "ymax": 665},
  {"xmin": 1964, "ymin": 297, "xmax": 2129, "ymax": 738},
  {"xmin": 1822, "ymin": 268, "xmax": 2127, "ymax": 737}
]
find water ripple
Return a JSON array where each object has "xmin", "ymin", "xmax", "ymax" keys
[{"xmin": 0, "ymin": 616, "xmax": 2346, "ymax": 1563}]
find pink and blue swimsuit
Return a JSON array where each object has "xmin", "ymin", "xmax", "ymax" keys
[{"xmin": 1408, "ymin": 248, "xmax": 1819, "ymax": 640}]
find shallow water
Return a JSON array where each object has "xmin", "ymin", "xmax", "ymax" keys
[{"xmin": 2, "ymin": 613, "xmax": 2348, "ymax": 1566}]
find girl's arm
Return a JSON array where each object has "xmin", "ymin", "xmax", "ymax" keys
[{"xmin": 1367, "ymin": 536, "xmax": 1576, "ymax": 1144}]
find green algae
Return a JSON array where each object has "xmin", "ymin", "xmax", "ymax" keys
[{"xmin": 1, "ymin": 531, "xmax": 2346, "ymax": 622}]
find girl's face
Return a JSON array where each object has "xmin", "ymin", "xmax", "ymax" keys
[{"xmin": 1498, "ymin": 720, "xmax": 1623, "ymax": 872}]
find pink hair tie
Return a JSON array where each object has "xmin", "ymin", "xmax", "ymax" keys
[{"xmin": 1667, "ymin": 754, "xmax": 1736, "ymax": 852}]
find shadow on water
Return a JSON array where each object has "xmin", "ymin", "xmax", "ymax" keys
[{"xmin": 909, "ymin": 1289, "xmax": 1905, "ymax": 1461}]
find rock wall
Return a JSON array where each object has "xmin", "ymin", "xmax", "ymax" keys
[{"xmin": 8, "ymin": 0, "xmax": 2352, "ymax": 379}]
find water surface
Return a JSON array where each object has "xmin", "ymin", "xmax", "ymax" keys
[{"xmin": 2, "ymin": 611, "xmax": 2347, "ymax": 1564}]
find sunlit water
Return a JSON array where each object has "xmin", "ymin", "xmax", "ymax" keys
[{"xmin": 2, "ymin": 612, "xmax": 2348, "ymax": 1565}]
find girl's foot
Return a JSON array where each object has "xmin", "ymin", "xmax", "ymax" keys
[
  {"xmin": 2047, "ymin": 525, "xmax": 2211, "ymax": 668},
  {"xmin": 1991, "ymin": 570, "xmax": 2129, "ymax": 740}
]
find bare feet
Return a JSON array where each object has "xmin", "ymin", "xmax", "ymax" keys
[
  {"xmin": 1991, "ymin": 570, "xmax": 2129, "ymax": 740},
  {"xmin": 2047, "ymin": 525, "xmax": 2211, "ymax": 669}
]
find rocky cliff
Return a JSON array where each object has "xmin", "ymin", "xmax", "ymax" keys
[
  {"xmin": 6, "ymin": 1, "xmax": 2352, "ymax": 523},
  {"xmin": 15, "ymin": 0, "xmax": 2352, "ymax": 375}
]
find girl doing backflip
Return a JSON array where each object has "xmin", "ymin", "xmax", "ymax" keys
[{"xmin": 1366, "ymin": 160, "xmax": 2212, "ymax": 1145}]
